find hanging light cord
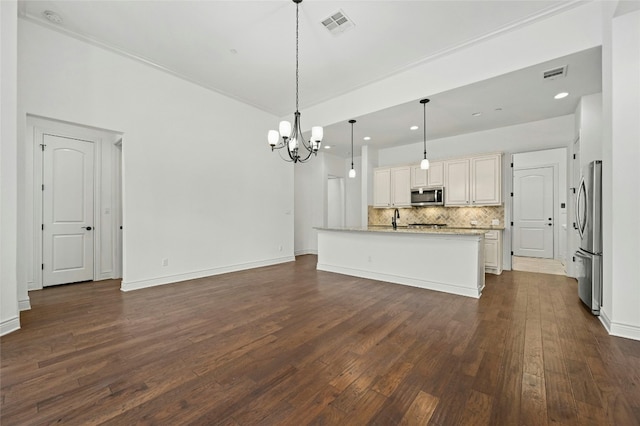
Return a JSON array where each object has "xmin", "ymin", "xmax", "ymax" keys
[
  {"xmin": 423, "ymin": 101, "xmax": 427, "ymax": 158},
  {"xmin": 349, "ymin": 119, "xmax": 356, "ymax": 167}
]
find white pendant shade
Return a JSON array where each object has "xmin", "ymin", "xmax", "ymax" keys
[
  {"xmin": 420, "ymin": 158, "xmax": 430, "ymax": 170},
  {"xmin": 349, "ymin": 168, "xmax": 356, "ymax": 178},
  {"xmin": 267, "ymin": 130, "xmax": 279, "ymax": 146},
  {"xmin": 312, "ymin": 126, "xmax": 323, "ymax": 142},
  {"xmin": 279, "ymin": 120, "xmax": 292, "ymax": 137}
]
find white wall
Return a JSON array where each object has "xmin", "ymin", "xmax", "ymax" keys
[
  {"xmin": 1, "ymin": 0, "xmax": 21, "ymax": 335},
  {"xmin": 17, "ymin": 19, "xmax": 294, "ymax": 293},
  {"xmin": 601, "ymin": 5, "xmax": 640, "ymax": 340}
]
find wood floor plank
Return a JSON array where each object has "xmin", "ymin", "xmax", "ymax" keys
[{"xmin": 2, "ymin": 255, "xmax": 640, "ymax": 425}]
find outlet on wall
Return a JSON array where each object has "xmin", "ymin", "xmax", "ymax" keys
[{"xmin": 470, "ymin": 220, "xmax": 478, "ymax": 226}]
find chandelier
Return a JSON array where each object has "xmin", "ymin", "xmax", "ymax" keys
[{"xmin": 267, "ymin": 0, "xmax": 323, "ymax": 163}]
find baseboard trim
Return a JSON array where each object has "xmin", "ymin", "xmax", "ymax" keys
[
  {"xmin": 295, "ymin": 249, "xmax": 317, "ymax": 256},
  {"xmin": 1, "ymin": 316, "xmax": 21, "ymax": 336},
  {"xmin": 19, "ymin": 298, "xmax": 31, "ymax": 311},
  {"xmin": 120, "ymin": 256, "xmax": 295, "ymax": 292},
  {"xmin": 600, "ymin": 309, "xmax": 640, "ymax": 341},
  {"xmin": 316, "ymin": 263, "xmax": 482, "ymax": 299}
]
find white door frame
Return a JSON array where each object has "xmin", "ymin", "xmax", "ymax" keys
[
  {"xmin": 28, "ymin": 116, "xmax": 123, "ymax": 290},
  {"xmin": 512, "ymin": 165, "xmax": 555, "ymax": 258},
  {"xmin": 509, "ymin": 148, "xmax": 567, "ymax": 268}
]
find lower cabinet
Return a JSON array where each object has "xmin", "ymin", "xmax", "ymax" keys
[{"xmin": 484, "ymin": 230, "xmax": 503, "ymax": 275}]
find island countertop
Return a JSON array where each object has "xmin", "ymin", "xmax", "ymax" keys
[{"xmin": 316, "ymin": 226, "xmax": 489, "ymax": 236}]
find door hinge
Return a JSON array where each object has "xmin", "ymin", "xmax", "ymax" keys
[
  {"xmin": 40, "ymin": 144, "xmax": 46, "ymax": 151},
  {"xmin": 511, "ymin": 251, "xmax": 514, "ymax": 256},
  {"xmin": 573, "ymin": 154, "xmax": 576, "ymax": 159},
  {"xmin": 572, "ymin": 256, "xmax": 575, "ymax": 262},
  {"xmin": 510, "ymin": 221, "xmax": 514, "ymax": 226},
  {"xmin": 41, "ymin": 263, "xmax": 44, "ymax": 270},
  {"xmin": 510, "ymin": 192, "xmax": 514, "ymax": 197},
  {"xmin": 510, "ymin": 162, "xmax": 513, "ymax": 168},
  {"xmin": 41, "ymin": 224, "xmax": 44, "ymax": 230},
  {"xmin": 42, "ymin": 184, "xmax": 45, "ymax": 191},
  {"xmin": 571, "ymin": 187, "xmax": 576, "ymax": 194}
]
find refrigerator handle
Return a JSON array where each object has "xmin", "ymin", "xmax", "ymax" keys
[{"xmin": 576, "ymin": 176, "xmax": 585, "ymax": 239}]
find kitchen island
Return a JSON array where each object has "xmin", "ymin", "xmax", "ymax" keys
[{"xmin": 316, "ymin": 226, "xmax": 488, "ymax": 298}]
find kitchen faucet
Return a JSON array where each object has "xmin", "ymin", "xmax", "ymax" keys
[{"xmin": 392, "ymin": 208, "xmax": 400, "ymax": 230}]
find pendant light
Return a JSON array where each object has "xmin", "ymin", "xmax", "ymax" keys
[
  {"xmin": 348, "ymin": 119, "xmax": 356, "ymax": 178},
  {"xmin": 267, "ymin": 0, "xmax": 323, "ymax": 163},
  {"xmin": 420, "ymin": 98, "xmax": 430, "ymax": 170}
]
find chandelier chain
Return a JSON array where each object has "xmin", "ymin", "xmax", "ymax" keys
[{"xmin": 295, "ymin": 1, "xmax": 299, "ymax": 112}]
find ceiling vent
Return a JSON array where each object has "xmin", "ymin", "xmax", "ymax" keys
[
  {"xmin": 321, "ymin": 10, "xmax": 355, "ymax": 35},
  {"xmin": 543, "ymin": 65, "xmax": 568, "ymax": 80}
]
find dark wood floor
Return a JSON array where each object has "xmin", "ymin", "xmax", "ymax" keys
[{"xmin": 2, "ymin": 255, "xmax": 639, "ymax": 425}]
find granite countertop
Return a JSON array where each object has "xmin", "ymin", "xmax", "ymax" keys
[
  {"xmin": 369, "ymin": 224, "xmax": 506, "ymax": 231},
  {"xmin": 317, "ymin": 226, "xmax": 489, "ymax": 236}
]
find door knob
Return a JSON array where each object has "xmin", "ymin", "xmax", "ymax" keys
[{"xmin": 82, "ymin": 226, "xmax": 93, "ymax": 231}]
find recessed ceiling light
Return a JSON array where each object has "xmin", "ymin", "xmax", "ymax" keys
[
  {"xmin": 324, "ymin": 145, "xmax": 331, "ymax": 149},
  {"xmin": 410, "ymin": 126, "xmax": 419, "ymax": 130},
  {"xmin": 363, "ymin": 136, "xmax": 371, "ymax": 141},
  {"xmin": 554, "ymin": 92, "xmax": 569, "ymax": 99},
  {"xmin": 43, "ymin": 10, "xmax": 63, "ymax": 25},
  {"xmin": 472, "ymin": 112, "xmax": 482, "ymax": 117}
]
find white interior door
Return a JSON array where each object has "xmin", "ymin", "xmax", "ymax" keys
[
  {"xmin": 513, "ymin": 167, "xmax": 554, "ymax": 258},
  {"xmin": 42, "ymin": 135, "xmax": 95, "ymax": 286}
]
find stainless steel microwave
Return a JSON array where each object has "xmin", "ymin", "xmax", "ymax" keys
[{"xmin": 411, "ymin": 187, "xmax": 444, "ymax": 206}]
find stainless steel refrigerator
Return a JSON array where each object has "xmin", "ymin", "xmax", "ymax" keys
[{"xmin": 574, "ymin": 160, "xmax": 602, "ymax": 315}]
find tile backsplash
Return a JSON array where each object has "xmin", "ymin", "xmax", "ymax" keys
[{"xmin": 368, "ymin": 205, "xmax": 504, "ymax": 228}]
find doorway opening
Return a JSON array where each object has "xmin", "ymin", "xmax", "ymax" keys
[
  {"xmin": 510, "ymin": 148, "xmax": 567, "ymax": 275},
  {"xmin": 327, "ymin": 175, "xmax": 345, "ymax": 228},
  {"xmin": 28, "ymin": 115, "xmax": 123, "ymax": 290}
]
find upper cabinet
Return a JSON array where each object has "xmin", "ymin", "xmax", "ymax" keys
[
  {"xmin": 445, "ymin": 153, "xmax": 502, "ymax": 206},
  {"xmin": 374, "ymin": 166, "xmax": 411, "ymax": 208},
  {"xmin": 444, "ymin": 158, "xmax": 470, "ymax": 205},
  {"xmin": 410, "ymin": 160, "xmax": 444, "ymax": 189},
  {"xmin": 471, "ymin": 154, "xmax": 502, "ymax": 205}
]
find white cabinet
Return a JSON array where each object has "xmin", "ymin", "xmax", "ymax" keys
[
  {"xmin": 373, "ymin": 168, "xmax": 391, "ymax": 207},
  {"xmin": 374, "ymin": 166, "xmax": 411, "ymax": 208},
  {"xmin": 427, "ymin": 161, "xmax": 444, "ymax": 187},
  {"xmin": 444, "ymin": 158, "xmax": 470, "ymax": 205},
  {"xmin": 471, "ymin": 154, "xmax": 502, "ymax": 205},
  {"xmin": 410, "ymin": 161, "xmax": 444, "ymax": 189},
  {"xmin": 445, "ymin": 154, "xmax": 501, "ymax": 206},
  {"xmin": 410, "ymin": 165, "xmax": 428, "ymax": 189},
  {"xmin": 484, "ymin": 230, "xmax": 503, "ymax": 275}
]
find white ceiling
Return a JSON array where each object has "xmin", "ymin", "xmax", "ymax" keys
[{"xmin": 19, "ymin": 1, "xmax": 602, "ymax": 157}]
